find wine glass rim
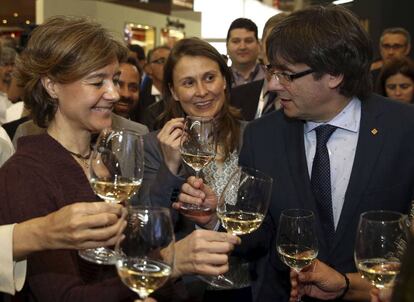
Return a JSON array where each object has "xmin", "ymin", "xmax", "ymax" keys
[
  {"xmin": 360, "ymin": 210, "xmax": 404, "ymax": 222},
  {"xmin": 127, "ymin": 205, "xmax": 170, "ymax": 213},
  {"xmin": 238, "ymin": 166, "xmax": 273, "ymax": 184},
  {"xmin": 281, "ymin": 208, "xmax": 314, "ymax": 218}
]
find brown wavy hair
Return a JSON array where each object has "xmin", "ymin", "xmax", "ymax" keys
[
  {"xmin": 15, "ymin": 16, "xmax": 127, "ymax": 128},
  {"xmin": 156, "ymin": 37, "xmax": 241, "ymax": 160}
]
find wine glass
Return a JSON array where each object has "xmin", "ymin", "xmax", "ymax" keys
[
  {"xmin": 208, "ymin": 166, "xmax": 273, "ymax": 288},
  {"xmin": 276, "ymin": 209, "xmax": 318, "ymax": 301},
  {"xmin": 180, "ymin": 116, "xmax": 216, "ymax": 214},
  {"xmin": 79, "ymin": 128, "xmax": 144, "ymax": 265},
  {"xmin": 115, "ymin": 206, "xmax": 175, "ymax": 300},
  {"xmin": 354, "ymin": 210, "xmax": 408, "ymax": 289}
]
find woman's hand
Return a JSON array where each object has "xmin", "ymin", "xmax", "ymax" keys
[
  {"xmin": 173, "ymin": 176, "xmax": 219, "ymax": 228},
  {"xmin": 13, "ymin": 202, "xmax": 127, "ymax": 260},
  {"xmin": 172, "ymin": 229, "xmax": 241, "ymax": 278},
  {"xmin": 157, "ymin": 118, "xmax": 185, "ymax": 175}
]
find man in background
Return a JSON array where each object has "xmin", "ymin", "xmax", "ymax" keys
[
  {"xmin": 113, "ymin": 57, "xmax": 141, "ymax": 120},
  {"xmin": 226, "ymin": 18, "xmax": 265, "ymax": 87},
  {"xmin": 230, "ymin": 13, "xmax": 288, "ymax": 120},
  {"xmin": 371, "ymin": 27, "xmax": 411, "ymax": 82}
]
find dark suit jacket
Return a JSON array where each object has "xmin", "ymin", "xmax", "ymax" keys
[
  {"xmin": 237, "ymin": 94, "xmax": 414, "ymax": 301},
  {"xmin": 230, "ymin": 79, "xmax": 264, "ymax": 121}
]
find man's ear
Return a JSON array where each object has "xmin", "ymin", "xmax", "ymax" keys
[
  {"xmin": 41, "ymin": 77, "xmax": 59, "ymax": 99},
  {"xmin": 404, "ymin": 43, "xmax": 411, "ymax": 56},
  {"xmin": 327, "ymin": 73, "xmax": 344, "ymax": 90}
]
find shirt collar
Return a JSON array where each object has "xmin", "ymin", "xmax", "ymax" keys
[
  {"xmin": 305, "ymin": 97, "xmax": 361, "ymax": 134},
  {"xmin": 151, "ymin": 85, "xmax": 161, "ymax": 96},
  {"xmin": 231, "ymin": 63, "xmax": 262, "ymax": 81}
]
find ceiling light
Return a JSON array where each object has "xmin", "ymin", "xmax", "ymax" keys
[{"xmin": 333, "ymin": 0, "xmax": 354, "ymax": 4}]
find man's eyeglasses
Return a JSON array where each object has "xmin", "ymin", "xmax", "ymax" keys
[
  {"xmin": 266, "ymin": 64, "xmax": 314, "ymax": 85},
  {"xmin": 381, "ymin": 43, "xmax": 407, "ymax": 50},
  {"xmin": 150, "ymin": 57, "xmax": 167, "ymax": 65}
]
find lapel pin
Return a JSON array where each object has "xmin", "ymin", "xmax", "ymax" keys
[{"xmin": 371, "ymin": 128, "xmax": 378, "ymax": 135}]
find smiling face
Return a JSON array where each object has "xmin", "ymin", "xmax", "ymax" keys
[
  {"xmin": 114, "ymin": 62, "xmax": 140, "ymax": 118},
  {"xmin": 227, "ymin": 28, "xmax": 260, "ymax": 67},
  {"xmin": 170, "ymin": 55, "xmax": 226, "ymax": 118},
  {"xmin": 385, "ymin": 72, "xmax": 414, "ymax": 103},
  {"xmin": 44, "ymin": 60, "xmax": 120, "ymax": 133}
]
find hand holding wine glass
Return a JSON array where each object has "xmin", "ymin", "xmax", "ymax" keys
[
  {"xmin": 355, "ymin": 210, "xmax": 408, "ymax": 290},
  {"xmin": 115, "ymin": 206, "xmax": 175, "ymax": 300},
  {"xmin": 180, "ymin": 116, "xmax": 216, "ymax": 214},
  {"xmin": 277, "ymin": 209, "xmax": 318, "ymax": 301},
  {"xmin": 209, "ymin": 166, "xmax": 273, "ymax": 288},
  {"xmin": 79, "ymin": 129, "xmax": 144, "ymax": 265}
]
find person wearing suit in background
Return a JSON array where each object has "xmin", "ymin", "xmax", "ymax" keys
[
  {"xmin": 230, "ymin": 13, "xmax": 289, "ymax": 121},
  {"xmin": 177, "ymin": 5, "xmax": 414, "ymax": 302},
  {"xmin": 133, "ymin": 46, "xmax": 171, "ymax": 130}
]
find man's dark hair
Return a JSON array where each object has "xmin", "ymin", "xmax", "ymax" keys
[
  {"xmin": 128, "ymin": 44, "xmax": 145, "ymax": 61},
  {"xmin": 267, "ymin": 5, "xmax": 373, "ymax": 100},
  {"xmin": 146, "ymin": 45, "xmax": 170, "ymax": 64},
  {"xmin": 226, "ymin": 18, "xmax": 258, "ymax": 42}
]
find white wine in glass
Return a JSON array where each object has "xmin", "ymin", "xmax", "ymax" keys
[
  {"xmin": 276, "ymin": 209, "xmax": 318, "ymax": 301},
  {"xmin": 79, "ymin": 129, "xmax": 144, "ymax": 265},
  {"xmin": 210, "ymin": 166, "xmax": 273, "ymax": 288},
  {"xmin": 180, "ymin": 116, "xmax": 216, "ymax": 215},
  {"xmin": 355, "ymin": 210, "xmax": 408, "ymax": 289},
  {"xmin": 115, "ymin": 206, "xmax": 175, "ymax": 299}
]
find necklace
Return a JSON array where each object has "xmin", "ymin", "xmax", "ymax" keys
[
  {"xmin": 66, "ymin": 148, "xmax": 92, "ymax": 171},
  {"xmin": 67, "ymin": 150, "xmax": 91, "ymax": 160}
]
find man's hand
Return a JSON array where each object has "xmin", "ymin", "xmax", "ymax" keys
[{"xmin": 289, "ymin": 260, "xmax": 348, "ymax": 301}]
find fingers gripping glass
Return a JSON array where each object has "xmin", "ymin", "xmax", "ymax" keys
[
  {"xmin": 179, "ymin": 116, "xmax": 216, "ymax": 214},
  {"xmin": 115, "ymin": 206, "xmax": 175, "ymax": 300},
  {"xmin": 79, "ymin": 129, "xmax": 144, "ymax": 265},
  {"xmin": 205, "ymin": 166, "xmax": 273, "ymax": 288},
  {"xmin": 276, "ymin": 209, "xmax": 319, "ymax": 301},
  {"xmin": 266, "ymin": 64, "xmax": 314, "ymax": 86}
]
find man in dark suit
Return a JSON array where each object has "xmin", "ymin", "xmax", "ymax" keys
[
  {"xmin": 230, "ymin": 14, "xmax": 289, "ymax": 121},
  {"xmin": 177, "ymin": 5, "xmax": 414, "ymax": 302}
]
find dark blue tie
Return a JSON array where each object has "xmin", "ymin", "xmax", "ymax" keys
[{"xmin": 311, "ymin": 124, "xmax": 337, "ymax": 247}]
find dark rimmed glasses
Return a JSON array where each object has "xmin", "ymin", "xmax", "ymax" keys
[{"xmin": 266, "ymin": 64, "xmax": 314, "ymax": 86}]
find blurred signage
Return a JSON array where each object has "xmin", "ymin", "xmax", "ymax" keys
[
  {"xmin": 172, "ymin": 0, "xmax": 194, "ymax": 9},
  {"xmin": 96, "ymin": 0, "xmax": 172, "ymax": 14}
]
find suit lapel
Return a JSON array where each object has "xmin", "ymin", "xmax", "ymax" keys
[
  {"xmin": 283, "ymin": 118, "xmax": 319, "ymax": 213},
  {"xmin": 332, "ymin": 96, "xmax": 386, "ymax": 251}
]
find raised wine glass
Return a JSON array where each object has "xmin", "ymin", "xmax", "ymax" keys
[
  {"xmin": 209, "ymin": 166, "xmax": 273, "ymax": 288},
  {"xmin": 276, "ymin": 209, "xmax": 319, "ymax": 301},
  {"xmin": 180, "ymin": 116, "xmax": 216, "ymax": 214},
  {"xmin": 79, "ymin": 128, "xmax": 144, "ymax": 265},
  {"xmin": 354, "ymin": 210, "xmax": 408, "ymax": 290},
  {"xmin": 115, "ymin": 206, "xmax": 175, "ymax": 300}
]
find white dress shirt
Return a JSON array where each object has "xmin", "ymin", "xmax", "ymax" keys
[
  {"xmin": 0, "ymin": 224, "xmax": 27, "ymax": 295},
  {"xmin": 304, "ymin": 97, "xmax": 361, "ymax": 228}
]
